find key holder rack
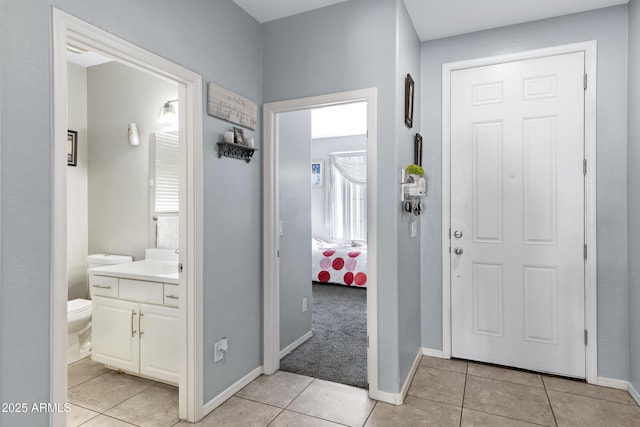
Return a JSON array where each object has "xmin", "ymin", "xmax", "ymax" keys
[{"xmin": 401, "ymin": 167, "xmax": 426, "ymax": 216}]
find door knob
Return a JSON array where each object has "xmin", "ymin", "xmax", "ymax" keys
[{"xmin": 454, "ymin": 247, "xmax": 463, "ymax": 255}]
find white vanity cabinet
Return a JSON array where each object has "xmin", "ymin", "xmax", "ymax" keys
[{"xmin": 90, "ymin": 274, "xmax": 179, "ymax": 385}]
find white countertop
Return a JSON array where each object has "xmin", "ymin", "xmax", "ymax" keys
[{"xmin": 89, "ymin": 260, "xmax": 179, "ymax": 284}]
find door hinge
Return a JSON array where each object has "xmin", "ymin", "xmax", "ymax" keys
[
  {"xmin": 584, "ymin": 244, "xmax": 587, "ymax": 260},
  {"xmin": 449, "ymin": 227, "xmax": 451, "ymax": 239},
  {"xmin": 277, "ymin": 250, "xmax": 280, "ymax": 258},
  {"xmin": 178, "ymin": 263, "xmax": 183, "ymax": 273},
  {"xmin": 584, "ymin": 73, "xmax": 588, "ymax": 90},
  {"xmin": 367, "ymin": 335, "xmax": 369, "ymax": 348},
  {"xmin": 583, "ymin": 159, "xmax": 587, "ymax": 175},
  {"xmin": 584, "ymin": 329, "xmax": 588, "ymax": 345}
]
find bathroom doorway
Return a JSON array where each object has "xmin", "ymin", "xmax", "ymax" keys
[{"xmin": 52, "ymin": 9, "xmax": 204, "ymax": 425}]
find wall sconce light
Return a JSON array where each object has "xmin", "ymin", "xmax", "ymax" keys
[
  {"xmin": 128, "ymin": 122, "xmax": 140, "ymax": 146},
  {"xmin": 158, "ymin": 99, "xmax": 178, "ymax": 125}
]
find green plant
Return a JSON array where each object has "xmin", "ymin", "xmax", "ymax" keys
[{"xmin": 406, "ymin": 164, "xmax": 424, "ymax": 176}]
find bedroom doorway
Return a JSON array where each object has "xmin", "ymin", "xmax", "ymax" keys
[
  {"xmin": 278, "ymin": 103, "xmax": 368, "ymax": 388},
  {"xmin": 263, "ymin": 89, "xmax": 379, "ymax": 399},
  {"xmin": 51, "ymin": 9, "xmax": 204, "ymax": 425}
]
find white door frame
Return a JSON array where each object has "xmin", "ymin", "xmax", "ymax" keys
[
  {"xmin": 51, "ymin": 9, "xmax": 204, "ymax": 425},
  {"xmin": 441, "ymin": 41, "xmax": 598, "ymax": 384},
  {"xmin": 263, "ymin": 89, "xmax": 379, "ymax": 399}
]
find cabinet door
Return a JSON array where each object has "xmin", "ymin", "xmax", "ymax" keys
[
  {"xmin": 139, "ymin": 303, "xmax": 179, "ymax": 384},
  {"xmin": 91, "ymin": 296, "xmax": 140, "ymax": 373}
]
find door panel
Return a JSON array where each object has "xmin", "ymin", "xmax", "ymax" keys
[
  {"xmin": 91, "ymin": 296, "xmax": 139, "ymax": 373},
  {"xmin": 472, "ymin": 263, "xmax": 503, "ymax": 337},
  {"xmin": 472, "ymin": 121, "xmax": 503, "ymax": 242},
  {"xmin": 139, "ymin": 303, "xmax": 179, "ymax": 384},
  {"xmin": 451, "ymin": 52, "xmax": 585, "ymax": 377}
]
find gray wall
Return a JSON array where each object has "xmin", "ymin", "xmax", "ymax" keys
[
  {"xmin": 420, "ymin": 5, "xmax": 630, "ymax": 380},
  {"xmin": 67, "ymin": 62, "xmax": 89, "ymax": 300},
  {"xmin": 311, "ymin": 135, "xmax": 367, "ymax": 242},
  {"xmin": 263, "ymin": 0, "xmax": 422, "ymax": 393},
  {"xmin": 1, "ymin": 1, "xmax": 55, "ymax": 422},
  {"xmin": 396, "ymin": 0, "xmax": 423, "ymax": 385},
  {"xmin": 628, "ymin": 0, "xmax": 640, "ymax": 394},
  {"xmin": 278, "ymin": 110, "xmax": 313, "ymax": 351},
  {"xmin": 0, "ymin": 1, "xmax": 262, "ymax": 423},
  {"xmin": 87, "ymin": 61, "xmax": 176, "ymax": 261}
]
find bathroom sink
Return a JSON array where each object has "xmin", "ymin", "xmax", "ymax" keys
[{"xmin": 88, "ymin": 260, "xmax": 179, "ymax": 283}]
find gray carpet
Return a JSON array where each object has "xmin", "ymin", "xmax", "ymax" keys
[{"xmin": 279, "ymin": 282, "xmax": 367, "ymax": 388}]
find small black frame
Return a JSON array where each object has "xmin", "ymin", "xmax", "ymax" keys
[
  {"xmin": 405, "ymin": 73, "xmax": 414, "ymax": 128},
  {"xmin": 415, "ymin": 133, "xmax": 423, "ymax": 167},
  {"xmin": 67, "ymin": 130, "xmax": 78, "ymax": 167},
  {"xmin": 233, "ymin": 126, "xmax": 246, "ymax": 145}
]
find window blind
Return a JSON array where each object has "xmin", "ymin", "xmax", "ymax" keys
[{"xmin": 154, "ymin": 131, "xmax": 179, "ymax": 213}]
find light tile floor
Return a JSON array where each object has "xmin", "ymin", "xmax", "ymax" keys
[{"xmin": 68, "ymin": 356, "xmax": 640, "ymax": 427}]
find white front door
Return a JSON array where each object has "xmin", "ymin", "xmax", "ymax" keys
[{"xmin": 450, "ymin": 52, "xmax": 586, "ymax": 377}]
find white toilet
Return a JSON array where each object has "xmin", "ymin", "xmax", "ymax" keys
[
  {"xmin": 67, "ymin": 253, "xmax": 133, "ymax": 364},
  {"xmin": 67, "ymin": 299, "xmax": 93, "ymax": 364}
]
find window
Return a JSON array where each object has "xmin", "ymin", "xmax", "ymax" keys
[
  {"xmin": 328, "ymin": 151, "xmax": 367, "ymax": 241},
  {"xmin": 151, "ymin": 131, "xmax": 179, "ymax": 213}
]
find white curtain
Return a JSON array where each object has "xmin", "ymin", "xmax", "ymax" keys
[{"xmin": 328, "ymin": 151, "xmax": 367, "ymax": 241}]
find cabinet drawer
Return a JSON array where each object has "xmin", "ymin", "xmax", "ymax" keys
[
  {"xmin": 90, "ymin": 275, "xmax": 119, "ymax": 298},
  {"xmin": 163, "ymin": 284, "xmax": 180, "ymax": 307},
  {"xmin": 119, "ymin": 279, "xmax": 163, "ymax": 305}
]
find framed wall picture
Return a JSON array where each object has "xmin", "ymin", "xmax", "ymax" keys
[
  {"xmin": 405, "ymin": 73, "xmax": 414, "ymax": 128},
  {"xmin": 233, "ymin": 126, "xmax": 246, "ymax": 145},
  {"xmin": 67, "ymin": 130, "xmax": 78, "ymax": 167},
  {"xmin": 415, "ymin": 133, "xmax": 423, "ymax": 167},
  {"xmin": 311, "ymin": 160, "xmax": 323, "ymax": 187}
]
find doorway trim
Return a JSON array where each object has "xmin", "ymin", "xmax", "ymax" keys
[
  {"xmin": 441, "ymin": 41, "xmax": 598, "ymax": 383},
  {"xmin": 263, "ymin": 88, "xmax": 379, "ymax": 399},
  {"xmin": 52, "ymin": 8, "xmax": 204, "ymax": 425}
]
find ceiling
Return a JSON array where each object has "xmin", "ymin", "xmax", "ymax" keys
[
  {"xmin": 67, "ymin": 47, "xmax": 112, "ymax": 68},
  {"xmin": 233, "ymin": 0, "xmax": 628, "ymax": 41}
]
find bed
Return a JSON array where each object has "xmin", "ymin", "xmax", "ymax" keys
[{"xmin": 312, "ymin": 237, "xmax": 368, "ymax": 287}]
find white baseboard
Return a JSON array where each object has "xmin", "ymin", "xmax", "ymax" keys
[
  {"xmin": 629, "ymin": 382, "xmax": 640, "ymax": 406},
  {"xmin": 376, "ymin": 390, "xmax": 398, "ymax": 405},
  {"xmin": 202, "ymin": 366, "xmax": 262, "ymax": 416},
  {"xmin": 597, "ymin": 376, "xmax": 629, "ymax": 390},
  {"xmin": 597, "ymin": 377, "xmax": 640, "ymax": 406},
  {"xmin": 399, "ymin": 349, "xmax": 423, "ymax": 403},
  {"xmin": 422, "ymin": 347, "xmax": 444, "ymax": 358},
  {"xmin": 279, "ymin": 330, "xmax": 313, "ymax": 359},
  {"xmin": 376, "ymin": 348, "xmax": 422, "ymax": 406}
]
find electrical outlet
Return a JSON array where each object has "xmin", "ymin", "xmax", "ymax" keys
[
  {"xmin": 302, "ymin": 298, "xmax": 308, "ymax": 312},
  {"xmin": 214, "ymin": 337, "xmax": 228, "ymax": 363}
]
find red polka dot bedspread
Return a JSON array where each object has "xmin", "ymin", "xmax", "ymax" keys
[{"xmin": 312, "ymin": 238, "xmax": 367, "ymax": 287}]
